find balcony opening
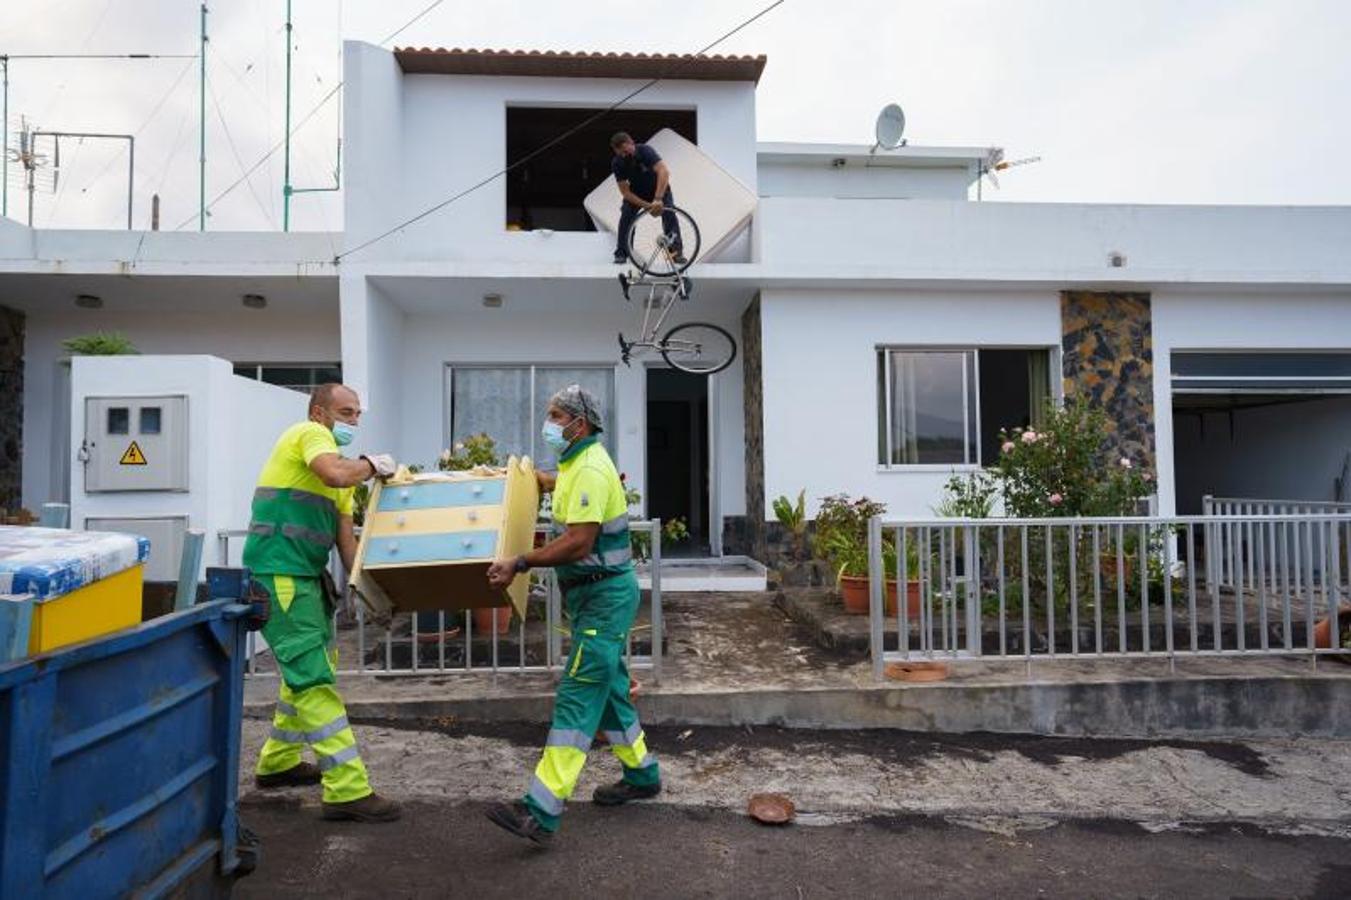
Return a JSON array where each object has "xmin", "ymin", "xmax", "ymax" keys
[{"xmin": 505, "ymin": 106, "xmax": 697, "ymax": 232}]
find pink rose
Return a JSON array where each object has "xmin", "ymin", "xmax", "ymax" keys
[
  {"xmin": 1049, "ymin": 493, "xmax": 1063, "ymax": 506},
  {"xmin": 1001, "ymin": 441, "xmax": 1015, "ymax": 453},
  {"xmin": 1143, "ymin": 473, "xmax": 1153, "ymax": 482},
  {"xmin": 1119, "ymin": 457, "xmax": 1132, "ymax": 469},
  {"xmin": 1021, "ymin": 431, "xmax": 1038, "ymax": 444}
]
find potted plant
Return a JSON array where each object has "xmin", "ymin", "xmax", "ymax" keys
[
  {"xmin": 816, "ymin": 494, "xmax": 889, "ymax": 614},
  {"xmin": 772, "ymin": 489, "xmax": 809, "ymax": 561}
]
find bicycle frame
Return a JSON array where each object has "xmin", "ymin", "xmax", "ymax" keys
[{"xmin": 617, "ymin": 270, "xmax": 690, "ymax": 364}]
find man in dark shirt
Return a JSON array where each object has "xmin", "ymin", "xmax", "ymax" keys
[{"xmin": 610, "ymin": 131, "xmax": 685, "ymax": 266}]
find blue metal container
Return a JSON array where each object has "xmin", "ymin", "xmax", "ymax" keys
[{"xmin": 0, "ymin": 598, "xmax": 255, "ymax": 899}]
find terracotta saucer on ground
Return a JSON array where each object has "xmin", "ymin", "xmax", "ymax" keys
[
  {"xmin": 747, "ymin": 793, "xmax": 795, "ymax": 825},
  {"xmin": 884, "ymin": 661, "xmax": 950, "ymax": 682}
]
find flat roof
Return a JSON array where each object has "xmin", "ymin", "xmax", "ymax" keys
[
  {"xmin": 395, "ymin": 48, "xmax": 767, "ymax": 83},
  {"xmin": 757, "ymin": 142, "xmax": 994, "ymax": 168}
]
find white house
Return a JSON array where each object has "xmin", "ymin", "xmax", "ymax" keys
[{"xmin": 3, "ymin": 43, "xmax": 1351, "ymax": 566}]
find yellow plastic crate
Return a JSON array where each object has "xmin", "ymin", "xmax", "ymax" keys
[{"xmin": 28, "ymin": 563, "xmax": 144, "ymax": 655}]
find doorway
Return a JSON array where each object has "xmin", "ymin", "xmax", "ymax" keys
[{"xmin": 646, "ymin": 368, "xmax": 710, "ymax": 557}]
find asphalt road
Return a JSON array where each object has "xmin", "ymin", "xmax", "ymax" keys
[{"xmin": 233, "ymin": 796, "xmax": 1351, "ymax": 899}]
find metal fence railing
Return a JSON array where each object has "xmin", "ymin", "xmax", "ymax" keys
[
  {"xmin": 866, "ymin": 513, "xmax": 1351, "ymax": 679},
  {"xmin": 1203, "ymin": 496, "xmax": 1351, "ymax": 592},
  {"xmin": 222, "ymin": 520, "xmax": 663, "ymax": 681}
]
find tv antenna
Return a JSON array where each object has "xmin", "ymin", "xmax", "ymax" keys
[
  {"xmin": 870, "ymin": 103, "xmax": 906, "ymax": 153},
  {"xmin": 977, "ymin": 148, "xmax": 1041, "ymax": 200}
]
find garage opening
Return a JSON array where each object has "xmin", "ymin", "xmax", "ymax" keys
[
  {"xmin": 505, "ymin": 107, "xmax": 697, "ymax": 232},
  {"xmin": 1171, "ymin": 352, "xmax": 1351, "ymax": 514}
]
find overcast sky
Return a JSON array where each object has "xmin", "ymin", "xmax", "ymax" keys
[{"xmin": 2, "ymin": 0, "xmax": 1348, "ymax": 232}]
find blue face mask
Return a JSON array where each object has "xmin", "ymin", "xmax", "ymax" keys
[
  {"xmin": 541, "ymin": 419, "xmax": 570, "ymax": 454},
  {"xmin": 332, "ymin": 421, "xmax": 357, "ymax": 447}
]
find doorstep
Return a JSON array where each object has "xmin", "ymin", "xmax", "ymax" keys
[{"xmin": 636, "ymin": 555, "xmax": 768, "ymax": 593}]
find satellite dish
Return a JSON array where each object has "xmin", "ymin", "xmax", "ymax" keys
[{"xmin": 872, "ymin": 103, "xmax": 906, "ymax": 152}]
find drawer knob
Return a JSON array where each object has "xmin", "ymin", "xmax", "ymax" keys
[
  {"xmin": 462, "ymin": 538, "xmax": 473, "ymax": 548},
  {"xmin": 395, "ymin": 515, "xmax": 407, "ymax": 527},
  {"xmin": 399, "ymin": 489, "xmax": 410, "ymax": 501},
  {"xmin": 388, "ymin": 542, "xmax": 399, "ymax": 554},
  {"xmin": 467, "ymin": 511, "xmax": 478, "ymax": 522}
]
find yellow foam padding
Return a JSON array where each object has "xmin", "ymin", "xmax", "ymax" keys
[
  {"xmin": 28, "ymin": 563, "xmax": 144, "ymax": 655},
  {"xmin": 363, "ymin": 505, "xmax": 504, "ymax": 539}
]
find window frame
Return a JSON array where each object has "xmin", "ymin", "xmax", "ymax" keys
[
  {"xmin": 876, "ymin": 345, "xmax": 1057, "ymax": 472},
  {"xmin": 232, "ymin": 362, "xmax": 344, "ymax": 395},
  {"xmin": 444, "ymin": 362, "xmax": 619, "ymax": 466}
]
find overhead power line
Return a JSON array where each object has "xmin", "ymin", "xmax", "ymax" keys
[
  {"xmin": 173, "ymin": 0, "xmax": 445, "ymax": 230},
  {"xmin": 334, "ymin": 0, "xmax": 785, "ymax": 263}
]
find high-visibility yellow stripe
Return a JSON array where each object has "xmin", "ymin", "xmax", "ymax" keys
[
  {"xmin": 274, "ymin": 575, "xmax": 296, "ymax": 612},
  {"xmin": 535, "ymin": 745, "xmax": 587, "ymax": 801}
]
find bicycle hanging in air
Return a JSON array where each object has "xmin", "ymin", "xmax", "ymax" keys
[{"xmin": 616, "ymin": 204, "xmax": 737, "ymax": 376}]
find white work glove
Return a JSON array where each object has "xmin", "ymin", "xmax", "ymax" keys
[{"xmin": 362, "ymin": 453, "xmax": 397, "ymax": 479}]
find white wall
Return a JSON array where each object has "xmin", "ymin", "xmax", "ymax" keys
[
  {"xmin": 69, "ymin": 356, "xmax": 305, "ymax": 575},
  {"xmin": 337, "ymin": 275, "xmax": 406, "ymax": 465},
  {"xmin": 757, "ymin": 162, "xmax": 974, "ymax": 200},
  {"xmin": 759, "ymin": 288, "xmax": 1062, "ymax": 519},
  {"xmin": 341, "ymin": 42, "xmax": 758, "ymax": 264},
  {"xmin": 383, "ymin": 302, "xmax": 747, "ymax": 520},
  {"xmin": 22, "ymin": 308, "xmax": 339, "ymax": 509},
  {"xmin": 1152, "ymin": 290, "xmax": 1351, "ymax": 516},
  {"xmin": 754, "ymin": 197, "xmax": 1351, "ymax": 283},
  {"xmin": 1173, "ymin": 397, "xmax": 1351, "ymax": 514}
]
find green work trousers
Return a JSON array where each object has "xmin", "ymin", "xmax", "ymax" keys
[
  {"xmin": 252, "ymin": 574, "xmax": 372, "ymax": 804},
  {"xmin": 523, "ymin": 571, "xmax": 660, "ymax": 831}
]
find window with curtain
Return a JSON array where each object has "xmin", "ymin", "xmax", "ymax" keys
[
  {"xmin": 446, "ymin": 365, "xmax": 617, "ymax": 467},
  {"xmin": 877, "ymin": 348, "xmax": 1052, "ymax": 467}
]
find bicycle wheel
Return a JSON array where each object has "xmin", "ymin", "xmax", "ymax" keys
[
  {"xmin": 625, "ymin": 205, "xmax": 701, "ymax": 276},
  {"xmin": 659, "ymin": 322, "xmax": 737, "ymax": 375}
]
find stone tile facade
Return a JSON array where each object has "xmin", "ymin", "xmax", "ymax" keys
[
  {"xmin": 0, "ymin": 306, "xmax": 24, "ymax": 511},
  {"xmin": 741, "ymin": 295, "xmax": 767, "ymax": 560},
  {"xmin": 1060, "ymin": 290, "xmax": 1156, "ymax": 468}
]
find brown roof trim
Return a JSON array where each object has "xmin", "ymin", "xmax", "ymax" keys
[{"xmin": 394, "ymin": 48, "xmax": 766, "ymax": 84}]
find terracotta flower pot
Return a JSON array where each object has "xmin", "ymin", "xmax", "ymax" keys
[
  {"xmin": 886, "ymin": 579, "xmax": 924, "ymax": 621},
  {"xmin": 840, "ymin": 576, "xmax": 922, "ymax": 618},
  {"xmin": 472, "ymin": 605, "xmax": 512, "ymax": 634},
  {"xmin": 1313, "ymin": 605, "xmax": 1351, "ymax": 649}
]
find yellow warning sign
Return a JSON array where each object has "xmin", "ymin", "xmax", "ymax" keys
[{"xmin": 119, "ymin": 441, "xmax": 148, "ymax": 466}]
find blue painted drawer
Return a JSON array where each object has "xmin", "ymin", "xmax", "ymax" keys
[
  {"xmin": 363, "ymin": 530, "xmax": 499, "ymax": 566},
  {"xmin": 376, "ymin": 480, "xmax": 506, "ymax": 512}
]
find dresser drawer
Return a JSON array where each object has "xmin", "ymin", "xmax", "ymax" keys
[
  {"xmin": 364, "ymin": 506, "xmax": 503, "ymax": 537},
  {"xmin": 376, "ymin": 479, "xmax": 506, "ymax": 512},
  {"xmin": 362, "ymin": 530, "xmax": 499, "ymax": 566}
]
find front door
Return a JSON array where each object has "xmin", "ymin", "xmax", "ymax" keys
[{"xmin": 646, "ymin": 368, "xmax": 710, "ymax": 557}]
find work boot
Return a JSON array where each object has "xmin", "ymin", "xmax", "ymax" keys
[
  {"xmin": 672, "ymin": 253, "xmax": 688, "ymax": 266},
  {"xmin": 593, "ymin": 779, "xmax": 662, "ymax": 807},
  {"xmin": 321, "ymin": 792, "xmax": 402, "ymax": 823},
  {"xmin": 254, "ymin": 761, "xmax": 322, "ymax": 790},
  {"xmin": 485, "ymin": 801, "xmax": 554, "ymax": 847},
  {"xmin": 612, "ymin": 250, "xmax": 627, "ymax": 264}
]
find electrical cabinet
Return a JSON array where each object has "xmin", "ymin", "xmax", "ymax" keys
[{"xmin": 83, "ymin": 395, "xmax": 189, "ymax": 492}]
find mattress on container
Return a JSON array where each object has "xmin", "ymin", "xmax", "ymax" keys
[
  {"xmin": 583, "ymin": 128, "xmax": 757, "ymax": 262},
  {"xmin": 0, "ymin": 525, "xmax": 150, "ymax": 603}
]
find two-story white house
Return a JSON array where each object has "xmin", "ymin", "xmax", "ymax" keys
[{"xmin": 4, "ymin": 43, "xmax": 1351, "ymax": 566}]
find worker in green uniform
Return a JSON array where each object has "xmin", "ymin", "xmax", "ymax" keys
[
  {"xmin": 484, "ymin": 385, "xmax": 661, "ymax": 846},
  {"xmin": 246, "ymin": 383, "xmax": 402, "ymax": 823}
]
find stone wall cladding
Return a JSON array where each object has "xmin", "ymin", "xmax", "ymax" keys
[
  {"xmin": 741, "ymin": 296, "xmax": 766, "ymax": 560},
  {"xmin": 1061, "ymin": 291, "xmax": 1156, "ymax": 469},
  {"xmin": 0, "ymin": 306, "xmax": 23, "ymax": 511}
]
